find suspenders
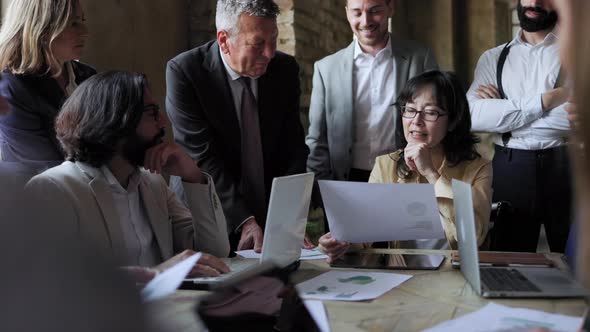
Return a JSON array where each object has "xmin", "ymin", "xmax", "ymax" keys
[
  {"xmin": 497, "ymin": 42, "xmax": 513, "ymax": 147},
  {"xmin": 496, "ymin": 41, "xmax": 563, "ymax": 147}
]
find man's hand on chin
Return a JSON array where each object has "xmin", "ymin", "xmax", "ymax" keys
[{"xmin": 237, "ymin": 219, "xmax": 264, "ymax": 253}]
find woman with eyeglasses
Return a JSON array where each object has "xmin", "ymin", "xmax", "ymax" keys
[
  {"xmin": 319, "ymin": 70, "xmax": 493, "ymax": 262},
  {"xmin": 0, "ymin": 0, "xmax": 95, "ymax": 165}
]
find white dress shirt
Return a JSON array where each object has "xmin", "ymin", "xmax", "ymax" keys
[
  {"xmin": 100, "ymin": 166, "xmax": 161, "ymax": 267},
  {"xmin": 351, "ymin": 37, "xmax": 397, "ymax": 170},
  {"xmin": 467, "ymin": 29, "xmax": 570, "ymax": 150},
  {"xmin": 64, "ymin": 61, "xmax": 79, "ymax": 96}
]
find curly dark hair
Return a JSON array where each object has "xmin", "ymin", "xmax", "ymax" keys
[
  {"xmin": 55, "ymin": 71, "xmax": 147, "ymax": 167},
  {"xmin": 394, "ymin": 70, "xmax": 480, "ymax": 179}
]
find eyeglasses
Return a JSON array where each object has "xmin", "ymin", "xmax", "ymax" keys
[
  {"xmin": 143, "ymin": 104, "xmax": 161, "ymax": 121},
  {"xmin": 401, "ymin": 106, "xmax": 447, "ymax": 122}
]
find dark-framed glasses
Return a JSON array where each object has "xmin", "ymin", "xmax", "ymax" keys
[
  {"xmin": 401, "ymin": 106, "xmax": 447, "ymax": 122},
  {"xmin": 143, "ymin": 104, "xmax": 161, "ymax": 121}
]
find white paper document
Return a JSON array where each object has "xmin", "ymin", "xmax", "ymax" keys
[
  {"xmin": 303, "ymin": 300, "xmax": 332, "ymax": 332},
  {"xmin": 318, "ymin": 180, "xmax": 445, "ymax": 243},
  {"xmin": 424, "ymin": 303, "xmax": 583, "ymax": 332},
  {"xmin": 236, "ymin": 248, "xmax": 328, "ymax": 261},
  {"xmin": 296, "ymin": 271, "xmax": 412, "ymax": 301},
  {"xmin": 141, "ymin": 252, "xmax": 201, "ymax": 302}
]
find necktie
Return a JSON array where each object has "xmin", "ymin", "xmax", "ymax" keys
[{"xmin": 237, "ymin": 77, "xmax": 266, "ymax": 224}]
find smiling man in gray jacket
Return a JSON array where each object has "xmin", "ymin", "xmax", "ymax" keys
[{"xmin": 306, "ymin": 0, "xmax": 438, "ymax": 183}]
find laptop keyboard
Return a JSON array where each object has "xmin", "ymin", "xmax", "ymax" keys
[{"xmin": 480, "ymin": 268, "xmax": 542, "ymax": 292}]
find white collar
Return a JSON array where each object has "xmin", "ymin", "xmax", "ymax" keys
[
  {"xmin": 512, "ymin": 28, "xmax": 558, "ymax": 47},
  {"xmin": 353, "ymin": 35, "xmax": 392, "ymax": 59},
  {"xmin": 100, "ymin": 165, "xmax": 142, "ymax": 193}
]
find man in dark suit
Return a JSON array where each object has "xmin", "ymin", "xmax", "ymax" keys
[{"xmin": 165, "ymin": 0, "xmax": 308, "ymax": 252}]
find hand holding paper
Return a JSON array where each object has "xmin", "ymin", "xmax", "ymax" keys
[{"xmin": 141, "ymin": 252, "xmax": 202, "ymax": 302}]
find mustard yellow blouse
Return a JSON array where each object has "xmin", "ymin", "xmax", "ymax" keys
[{"xmin": 369, "ymin": 150, "xmax": 493, "ymax": 249}]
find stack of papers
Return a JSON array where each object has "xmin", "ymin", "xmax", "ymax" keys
[
  {"xmin": 424, "ymin": 303, "xmax": 583, "ymax": 332},
  {"xmin": 296, "ymin": 271, "xmax": 412, "ymax": 301}
]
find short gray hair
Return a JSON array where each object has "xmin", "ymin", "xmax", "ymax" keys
[{"xmin": 215, "ymin": 0, "xmax": 280, "ymax": 36}]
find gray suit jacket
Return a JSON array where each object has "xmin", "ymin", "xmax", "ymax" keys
[
  {"xmin": 306, "ymin": 35, "xmax": 438, "ymax": 180},
  {"xmin": 26, "ymin": 161, "xmax": 230, "ymax": 262}
]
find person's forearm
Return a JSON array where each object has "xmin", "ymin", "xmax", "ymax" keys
[
  {"xmin": 469, "ymin": 95, "xmax": 543, "ymax": 133},
  {"xmin": 541, "ymin": 87, "xmax": 568, "ymax": 112}
]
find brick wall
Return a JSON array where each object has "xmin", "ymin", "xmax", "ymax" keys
[{"xmin": 293, "ymin": 0, "xmax": 351, "ymax": 116}]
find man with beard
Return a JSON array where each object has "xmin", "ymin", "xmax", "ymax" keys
[
  {"xmin": 467, "ymin": 0, "xmax": 570, "ymax": 252},
  {"xmin": 306, "ymin": 0, "xmax": 437, "ymax": 184},
  {"xmin": 26, "ymin": 71, "xmax": 231, "ymax": 279}
]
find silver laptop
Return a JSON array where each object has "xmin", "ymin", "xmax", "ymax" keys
[
  {"xmin": 184, "ymin": 172, "xmax": 314, "ymax": 288},
  {"xmin": 452, "ymin": 179, "xmax": 588, "ymax": 298}
]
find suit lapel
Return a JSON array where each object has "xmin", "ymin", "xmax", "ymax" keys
[
  {"xmin": 76, "ymin": 162, "xmax": 127, "ymax": 256},
  {"xmin": 257, "ymin": 66, "xmax": 275, "ymax": 151},
  {"xmin": 202, "ymin": 43, "xmax": 241, "ymax": 150},
  {"xmin": 138, "ymin": 176, "xmax": 173, "ymax": 260},
  {"xmin": 340, "ymin": 42, "xmax": 355, "ymax": 139},
  {"xmin": 390, "ymin": 35, "xmax": 411, "ymax": 98}
]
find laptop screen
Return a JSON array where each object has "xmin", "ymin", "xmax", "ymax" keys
[
  {"xmin": 452, "ymin": 179, "xmax": 482, "ymax": 294},
  {"xmin": 261, "ymin": 173, "xmax": 314, "ymax": 268}
]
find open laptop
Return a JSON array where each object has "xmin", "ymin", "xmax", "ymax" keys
[
  {"xmin": 452, "ymin": 179, "xmax": 588, "ymax": 298},
  {"xmin": 184, "ymin": 172, "xmax": 314, "ymax": 289}
]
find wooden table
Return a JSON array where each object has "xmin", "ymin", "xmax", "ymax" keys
[{"xmin": 147, "ymin": 249, "xmax": 587, "ymax": 332}]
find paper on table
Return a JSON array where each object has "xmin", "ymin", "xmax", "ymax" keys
[
  {"xmin": 141, "ymin": 252, "xmax": 201, "ymax": 302},
  {"xmin": 300, "ymin": 248, "xmax": 329, "ymax": 261},
  {"xmin": 304, "ymin": 300, "xmax": 331, "ymax": 332},
  {"xmin": 296, "ymin": 271, "xmax": 412, "ymax": 301},
  {"xmin": 235, "ymin": 248, "xmax": 328, "ymax": 261},
  {"xmin": 318, "ymin": 180, "xmax": 445, "ymax": 243},
  {"xmin": 424, "ymin": 303, "xmax": 583, "ymax": 332}
]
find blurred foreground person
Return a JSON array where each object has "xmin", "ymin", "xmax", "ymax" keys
[
  {"xmin": 0, "ymin": 205, "xmax": 149, "ymax": 332},
  {"xmin": 550, "ymin": 0, "xmax": 590, "ymax": 291}
]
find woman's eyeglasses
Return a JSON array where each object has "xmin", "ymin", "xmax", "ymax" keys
[{"xmin": 400, "ymin": 106, "xmax": 447, "ymax": 122}]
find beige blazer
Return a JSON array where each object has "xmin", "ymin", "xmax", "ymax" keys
[
  {"xmin": 369, "ymin": 150, "xmax": 493, "ymax": 249},
  {"xmin": 26, "ymin": 161, "xmax": 230, "ymax": 262}
]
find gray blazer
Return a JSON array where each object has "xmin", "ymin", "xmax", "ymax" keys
[
  {"xmin": 26, "ymin": 161, "xmax": 230, "ymax": 261},
  {"xmin": 306, "ymin": 35, "xmax": 438, "ymax": 180}
]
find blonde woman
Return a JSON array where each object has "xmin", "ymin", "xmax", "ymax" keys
[{"xmin": 0, "ymin": 0, "xmax": 95, "ymax": 164}]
